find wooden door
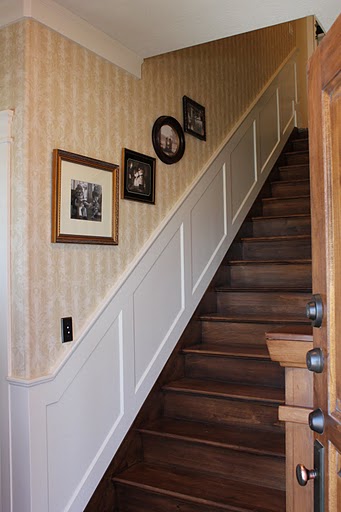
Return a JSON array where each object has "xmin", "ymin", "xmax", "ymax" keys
[{"xmin": 308, "ymin": 13, "xmax": 341, "ymax": 511}]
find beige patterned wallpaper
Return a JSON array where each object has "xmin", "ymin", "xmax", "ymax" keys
[{"xmin": 0, "ymin": 19, "xmax": 295, "ymax": 378}]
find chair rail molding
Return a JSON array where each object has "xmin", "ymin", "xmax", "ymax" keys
[
  {"xmin": 0, "ymin": 109, "xmax": 14, "ymax": 512},
  {"xmin": 8, "ymin": 51, "xmax": 298, "ymax": 512}
]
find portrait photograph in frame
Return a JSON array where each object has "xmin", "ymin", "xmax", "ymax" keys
[
  {"xmin": 122, "ymin": 148, "xmax": 156, "ymax": 204},
  {"xmin": 152, "ymin": 116, "xmax": 185, "ymax": 165},
  {"xmin": 52, "ymin": 149, "xmax": 119, "ymax": 244},
  {"xmin": 183, "ymin": 95, "xmax": 206, "ymax": 141}
]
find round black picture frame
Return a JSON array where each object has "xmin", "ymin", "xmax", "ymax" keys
[{"xmin": 152, "ymin": 116, "xmax": 185, "ymax": 165}]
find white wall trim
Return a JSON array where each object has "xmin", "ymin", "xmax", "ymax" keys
[
  {"xmin": 7, "ymin": 53, "xmax": 298, "ymax": 512},
  {"xmin": 0, "ymin": 109, "xmax": 14, "ymax": 512},
  {"xmin": 0, "ymin": 0, "xmax": 143, "ymax": 78}
]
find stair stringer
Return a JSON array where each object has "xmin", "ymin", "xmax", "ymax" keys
[{"xmin": 7, "ymin": 52, "xmax": 298, "ymax": 512}]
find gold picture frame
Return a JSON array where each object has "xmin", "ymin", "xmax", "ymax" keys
[{"xmin": 52, "ymin": 149, "xmax": 119, "ymax": 245}]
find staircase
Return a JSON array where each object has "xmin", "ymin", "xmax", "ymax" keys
[{"xmin": 86, "ymin": 129, "xmax": 312, "ymax": 512}]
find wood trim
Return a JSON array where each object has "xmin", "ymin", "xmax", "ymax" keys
[{"xmin": 279, "ymin": 405, "xmax": 312, "ymax": 424}]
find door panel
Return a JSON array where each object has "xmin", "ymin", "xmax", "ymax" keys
[{"xmin": 308, "ymin": 13, "xmax": 341, "ymax": 512}]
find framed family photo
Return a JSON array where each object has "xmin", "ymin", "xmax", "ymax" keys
[
  {"xmin": 52, "ymin": 149, "xmax": 119, "ymax": 244},
  {"xmin": 152, "ymin": 116, "xmax": 185, "ymax": 165},
  {"xmin": 183, "ymin": 96, "xmax": 206, "ymax": 141},
  {"xmin": 122, "ymin": 148, "xmax": 156, "ymax": 204}
]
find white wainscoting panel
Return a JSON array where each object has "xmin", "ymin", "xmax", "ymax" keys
[
  {"xmin": 134, "ymin": 227, "xmax": 184, "ymax": 391},
  {"xmin": 230, "ymin": 121, "xmax": 257, "ymax": 224},
  {"xmin": 279, "ymin": 60, "xmax": 297, "ymax": 135},
  {"xmin": 191, "ymin": 166, "xmax": 226, "ymax": 293},
  {"xmin": 259, "ymin": 90, "xmax": 280, "ymax": 173},
  {"xmin": 46, "ymin": 314, "xmax": 123, "ymax": 512},
  {"xmin": 6, "ymin": 51, "xmax": 299, "ymax": 512}
]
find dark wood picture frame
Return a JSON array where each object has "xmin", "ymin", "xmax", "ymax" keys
[
  {"xmin": 183, "ymin": 95, "xmax": 206, "ymax": 141},
  {"xmin": 122, "ymin": 148, "xmax": 156, "ymax": 204},
  {"xmin": 152, "ymin": 116, "xmax": 185, "ymax": 165},
  {"xmin": 52, "ymin": 149, "xmax": 119, "ymax": 245}
]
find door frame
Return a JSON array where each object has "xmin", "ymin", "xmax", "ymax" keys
[{"xmin": 0, "ymin": 109, "xmax": 14, "ymax": 512}]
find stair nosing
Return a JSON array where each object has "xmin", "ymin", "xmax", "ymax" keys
[
  {"xmin": 199, "ymin": 314, "xmax": 311, "ymax": 325},
  {"xmin": 270, "ymin": 178, "xmax": 310, "ymax": 185},
  {"xmin": 137, "ymin": 420, "xmax": 285, "ymax": 458},
  {"xmin": 278, "ymin": 163, "xmax": 309, "ymax": 170},
  {"xmin": 284, "ymin": 149, "xmax": 310, "ymax": 156},
  {"xmin": 215, "ymin": 287, "xmax": 312, "ymax": 293},
  {"xmin": 240, "ymin": 234, "xmax": 311, "ymax": 242},
  {"xmin": 163, "ymin": 378, "xmax": 285, "ymax": 405},
  {"xmin": 182, "ymin": 344, "xmax": 271, "ymax": 360},
  {"xmin": 252, "ymin": 213, "xmax": 311, "ymax": 220},
  {"xmin": 262, "ymin": 194, "xmax": 310, "ymax": 203},
  {"xmin": 226, "ymin": 259, "xmax": 312, "ymax": 265}
]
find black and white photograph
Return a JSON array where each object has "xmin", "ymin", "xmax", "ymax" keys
[
  {"xmin": 152, "ymin": 116, "xmax": 185, "ymax": 165},
  {"xmin": 122, "ymin": 148, "xmax": 156, "ymax": 204},
  {"xmin": 70, "ymin": 180, "xmax": 102, "ymax": 221},
  {"xmin": 52, "ymin": 149, "xmax": 119, "ymax": 245},
  {"xmin": 183, "ymin": 95, "xmax": 206, "ymax": 141}
]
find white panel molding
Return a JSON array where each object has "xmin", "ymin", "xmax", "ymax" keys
[
  {"xmin": 0, "ymin": 109, "xmax": 13, "ymax": 512},
  {"xmin": 7, "ymin": 53, "xmax": 298, "ymax": 512},
  {"xmin": 0, "ymin": 0, "xmax": 143, "ymax": 78}
]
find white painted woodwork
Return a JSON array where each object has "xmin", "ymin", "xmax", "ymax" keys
[
  {"xmin": 259, "ymin": 90, "xmax": 280, "ymax": 172},
  {"xmin": 279, "ymin": 61, "xmax": 297, "ymax": 135},
  {"xmin": 191, "ymin": 167, "xmax": 226, "ymax": 293},
  {"xmin": 5, "ymin": 52, "xmax": 298, "ymax": 512},
  {"xmin": 0, "ymin": 110, "xmax": 13, "ymax": 512},
  {"xmin": 0, "ymin": 0, "xmax": 339, "ymax": 76}
]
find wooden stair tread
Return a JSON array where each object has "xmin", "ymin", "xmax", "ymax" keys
[
  {"xmin": 262, "ymin": 195, "xmax": 310, "ymax": 203},
  {"xmin": 114, "ymin": 463, "xmax": 286, "ymax": 511},
  {"xmin": 284, "ymin": 149, "xmax": 309, "ymax": 156},
  {"xmin": 271, "ymin": 178, "xmax": 309, "ymax": 185},
  {"xmin": 252, "ymin": 213, "xmax": 310, "ymax": 220},
  {"xmin": 216, "ymin": 287, "xmax": 312, "ymax": 293},
  {"xmin": 241, "ymin": 234, "xmax": 311, "ymax": 242},
  {"xmin": 227, "ymin": 259, "xmax": 311, "ymax": 265},
  {"xmin": 266, "ymin": 325, "xmax": 313, "ymax": 341},
  {"xmin": 163, "ymin": 378, "xmax": 285, "ymax": 404},
  {"xmin": 278, "ymin": 163, "xmax": 309, "ymax": 170},
  {"xmin": 138, "ymin": 418, "xmax": 285, "ymax": 457},
  {"xmin": 200, "ymin": 313, "xmax": 310, "ymax": 324},
  {"xmin": 182, "ymin": 343, "xmax": 270, "ymax": 359}
]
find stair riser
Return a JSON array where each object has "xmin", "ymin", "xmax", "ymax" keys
[
  {"xmin": 292, "ymin": 139, "xmax": 309, "ymax": 151},
  {"xmin": 116, "ymin": 486, "xmax": 233, "ymax": 512},
  {"xmin": 242, "ymin": 238, "xmax": 311, "ymax": 260},
  {"xmin": 164, "ymin": 392, "xmax": 283, "ymax": 431},
  {"xmin": 252, "ymin": 216, "xmax": 311, "ymax": 237},
  {"xmin": 262, "ymin": 197, "xmax": 310, "ymax": 216},
  {"xmin": 229, "ymin": 263, "xmax": 312, "ymax": 288},
  {"xmin": 278, "ymin": 165, "xmax": 310, "ymax": 181},
  {"xmin": 142, "ymin": 436, "xmax": 285, "ymax": 491},
  {"xmin": 285, "ymin": 152, "xmax": 309, "ymax": 165},
  {"xmin": 217, "ymin": 291, "xmax": 310, "ymax": 319},
  {"xmin": 271, "ymin": 181, "xmax": 310, "ymax": 197},
  {"xmin": 185, "ymin": 354, "xmax": 284, "ymax": 387},
  {"xmin": 201, "ymin": 320, "xmax": 303, "ymax": 345}
]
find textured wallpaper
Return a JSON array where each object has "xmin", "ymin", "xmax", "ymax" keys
[{"xmin": 0, "ymin": 19, "xmax": 295, "ymax": 378}]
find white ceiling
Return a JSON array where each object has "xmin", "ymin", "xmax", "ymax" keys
[{"xmin": 50, "ymin": 0, "xmax": 339, "ymax": 58}]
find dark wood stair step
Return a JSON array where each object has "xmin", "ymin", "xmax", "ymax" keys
[
  {"xmin": 139, "ymin": 420, "xmax": 285, "ymax": 490},
  {"xmin": 138, "ymin": 418, "xmax": 285, "ymax": 457},
  {"xmin": 284, "ymin": 149, "xmax": 309, "ymax": 165},
  {"xmin": 278, "ymin": 163, "xmax": 310, "ymax": 181},
  {"xmin": 226, "ymin": 259, "xmax": 312, "ymax": 288},
  {"xmin": 114, "ymin": 463, "xmax": 286, "ymax": 512},
  {"xmin": 183, "ymin": 343, "xmax": 271, "ymax": 359},
  {"xmin": 200, "ymin": 313, "xmax": 311, "ymax": 324},
  {"xmin": 238, "ymin": 234, "xmax": 311, "ymax": 260},
  {"xmin": 184, "ymin": 351, "xmax": 284, "ymax": 388},
  {"xmin": 291, "ymin": 138, "xmax": 309, "ymax": 151},
  {"xmin": 200, "ymin": 316, "xmax": 310, "ymax": 346},
  {"xmin": 270, "ymin": 179, "xmax": 310, "ymax": 197},
  {"xmin": 163, "ymin": 378, "xmax": 284, "ymax": 404},
  {"xmin": 262, "ymin": 195, "xmax": 310, "ymax": 216},
  {"xmin": 251, "ymin": 213, "xmax": 311, "ymax": 236}
]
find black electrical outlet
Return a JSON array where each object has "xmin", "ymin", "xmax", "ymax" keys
[{"xmin": 61, "ymin": 317, "xmax": 73, "ymax": 343}]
